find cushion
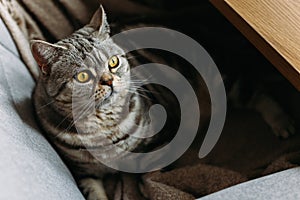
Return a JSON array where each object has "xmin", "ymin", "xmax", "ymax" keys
[
  {"xmin": 200, "ymin": 167, "xmax": 300, "ymax": 200},
  {"xmin": 0, "ymin": 18, "xmax": 84, "ymax": 200}
]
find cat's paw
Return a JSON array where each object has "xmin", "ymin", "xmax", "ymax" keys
[
  {"xmin": 269, "ymin": 114, "xmax": 296, "ymax": 139},
  {"xmin": 251, "ymin": 93, "xmax": 296, "ymax": 139},
  {"xmin": 79, "ymin": 178, "xmax": 108, "ymax": 200}
]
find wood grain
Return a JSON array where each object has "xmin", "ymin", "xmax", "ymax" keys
[{"xmin": 211, "ymin": 0, "xmax": 300, "ymax": 91}]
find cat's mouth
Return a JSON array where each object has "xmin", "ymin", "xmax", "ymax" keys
[{"xmin": 94, "ymin": 85, "xmax": 114, "ymax": 106}]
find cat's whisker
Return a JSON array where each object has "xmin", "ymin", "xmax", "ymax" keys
[
  {"xmin": 123, "ymin": 54, "xmax": 143, "ymax": 60},
  {"xmin": 72, "ymin": 99, "xmax": 96, "ymax": 122},
  {"xmin": 125, "ymin": 89, "xmax": 152, "ymax": 100},
  {"xmin": 54, "ymin": 100, "xmax": 95, "ymax": 138},
  {"xmin": 125, "ymin": 85, "xmax": 146, "ymax": 92},
  {"xmin": 128, "ymin": 86, "xmax": 153, "ymax": 94},
  {"xmin": 130, "ymin": 81, "xmax": 148, "ymax": 86},
  {"xmin": 130, "ymin": 74, "xmax": 152, "ymax": 82},
  {"xmin": 38, "ymin": 98, "xmax": 95, "ymax": 128},
  {"xmin": 54, "ymin": 112, "xmax": 74, "ymax": 138},
  {"xmin": 73, "ymin": 99, "xmax": 95, "ymax": 117},
  {"xmin": 37, "ymin": 100, "xmax": 56, "ymax": 111},
  {"xmin": 129, "ymin": 79, "xmax": 153, "ymax": 88},
  {"xmin": 137, "ymin": 94, "xmax": 151, "ymax": 101},
  {"xmin": 72, "ymin": 96, "xmax": 95, "ymax": 104}
]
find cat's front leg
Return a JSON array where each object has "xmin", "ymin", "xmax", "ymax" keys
[
  {"xmin": 228, "ymin": 81, "xmax": 295, "ymax": 138},
  {"xmin": 249, "ymin": 93, "xmax": 295, "ymax": 138},
  {"xmin": 79, "ymin": 178, "xmax": 108, "ymax": 200}
]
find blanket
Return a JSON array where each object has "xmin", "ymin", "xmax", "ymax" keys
[{"xmin": 1, "ymin": 0, "xmax": 300, "ymax": 199}]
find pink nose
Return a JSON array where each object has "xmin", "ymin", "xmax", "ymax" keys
[{"xmin": 100, "ymin": 72, "xmax": 113, "ymax": 86}]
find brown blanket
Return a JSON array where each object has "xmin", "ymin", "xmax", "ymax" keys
[{"xmin": 1, "ymin": 0, "xmax": 300, "ymax": 199}]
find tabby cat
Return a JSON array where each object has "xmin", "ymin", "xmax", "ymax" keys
[
  {"xmin": 31, "ymin": 6, "xmax": 161, "ymax": 200},
  {"xmin": 31, "ymin": 6, "xmax": 295, "ymax": 200}
]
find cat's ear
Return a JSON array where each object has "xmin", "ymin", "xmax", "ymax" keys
[
  {"xmin": 31, "ymin": 40, "xmax": 67, "ymax": 76},
  {"xmin": 89, "ymin": 5, "xmax": 110, "ymax": 39}
]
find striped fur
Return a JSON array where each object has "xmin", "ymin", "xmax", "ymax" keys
[{"xmin": 31, "ymin": 7, "xmax": 154, "ymax": 199}]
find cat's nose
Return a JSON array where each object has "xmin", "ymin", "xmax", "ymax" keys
[{"xmin": 100, "ymin": 72, "xmax": 114, "ymax": 86}]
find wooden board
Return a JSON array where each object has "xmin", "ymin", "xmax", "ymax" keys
[{"xmin": 211, "ymin": 0, "xmax": 300, "ymax": 91}]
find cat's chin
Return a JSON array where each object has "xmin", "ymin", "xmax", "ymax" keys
[{"xmin": 94, "ymin": 89, "xmax": 119, "ymax": 109}]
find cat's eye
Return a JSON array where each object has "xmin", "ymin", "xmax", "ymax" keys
[
  {"xmin": 75, "ymin": 71, "xmax": 92, "ymax": 83},
  {"xmin": 108, "ymin": 56, "xmax": 120, "ymax": 70}
]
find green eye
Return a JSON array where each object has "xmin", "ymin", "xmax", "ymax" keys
[
  {"xmin": 108, "ymin": 56, "xmax": 120, "ymax": 69},
  {"xmin": 75, "ymin": 70, "xmax": 91, "ymax": 83}
]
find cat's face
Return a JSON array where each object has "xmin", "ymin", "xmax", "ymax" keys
[{"xmin": 31, "ymin": 7, "xmax": 131, "ymax": 116}]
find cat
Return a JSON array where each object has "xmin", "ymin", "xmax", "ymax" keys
[
  {"xmin": 31, "ymin": 6, "xmax": 164, "ymax": 200},
  {"xmin": 31, "ymin": 6, "xmax": 295, "ymax": 200}
]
